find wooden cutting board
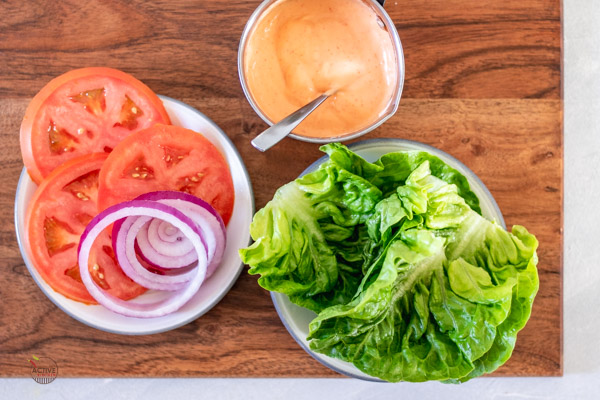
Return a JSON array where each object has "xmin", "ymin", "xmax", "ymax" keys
[{"xmin": 0, "ymin": 0, "xmax": 562, "ymax": 377}]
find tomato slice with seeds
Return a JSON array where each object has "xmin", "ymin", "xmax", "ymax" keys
[
  {"xmin": 26, "ymin": 153, "xmax": 146, "ymax": 304},
  {"xmin": 97, "ymin": 124, "xmax": 235, "ymax": 224},
  {"xmin": 20, "ymin": 67, "xmax": 171, "ymax": 184}
]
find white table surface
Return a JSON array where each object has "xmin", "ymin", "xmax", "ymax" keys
[{"xmin": 2, "ymin": 1, "xmax": 598, "ymax": 398}]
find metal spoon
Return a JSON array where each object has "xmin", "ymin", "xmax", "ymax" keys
[{"xmin": 251, "ymin": 93, "xmax": 330, "ymax": 152}]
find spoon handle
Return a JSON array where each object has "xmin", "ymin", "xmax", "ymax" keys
[{"xmin": 251, "ymin": 93, "xmax": 330, "ymax": 152}]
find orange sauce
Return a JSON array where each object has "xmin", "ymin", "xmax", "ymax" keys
[{"xmin": 243, "ymin": 0, "xmax": 398, "ymax": 138}]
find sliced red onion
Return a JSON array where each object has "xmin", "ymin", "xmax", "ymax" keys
[
  {"xmin": 114, "ymin": 215, "xmax": 197, "ymax": 291},
  {"xmin": 134, "ymin": 219, "xmax": 198, "ymax": 269},
  {"xmin": 78, "ymin": 200, "xmax": 208, "ymax": 318},
  {"xmin": 134, "ymin": 191, "xmax": 226, "ymax": 278},
  {"xmin": 134, "ymin": 240, "xmax": 197, "ymax": 274},
  {"xmin": 147, "ymin": 218, "xmax": 194, "ymax": 255}
]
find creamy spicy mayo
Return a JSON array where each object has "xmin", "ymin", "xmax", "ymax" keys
[{"xmin": 243, "ymin": 0, "xmax": 398, "ymax": 138}]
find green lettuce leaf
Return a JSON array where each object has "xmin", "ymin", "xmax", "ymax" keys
[
  {"xmin": 240, "ymin": 143, "xmax": 538, "ymax": 382},
  {"xmin": 307, "ymin": 215, "xmax": 537, "ymax": 382},
  {"xmin": 370, "ymin": 149, "xmax": 482, "ymax": 214},
  {"xmin": 239, "ymin": 153, "xmax": 383, "ymax": 312}
]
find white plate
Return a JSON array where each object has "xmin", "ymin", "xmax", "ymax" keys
[
  {"xmin": 14, "ymin": 95, "xmax": 254, "ymax": 335},
  {"xmin": 271, "ymin": 138, "xmax": 505, "ymax": 381}
]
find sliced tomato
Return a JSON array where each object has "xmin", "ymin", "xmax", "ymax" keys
[
  {"xmin": 20, "ymin": 67, "xmax": 171, "ymax": 184},
  {"xmin": 97, "ymin": 124, "xmax": 235, "ymax": 224},
  {"xmin": 26, "ymin": 153, "xmax": 146, "ymax": 304}
]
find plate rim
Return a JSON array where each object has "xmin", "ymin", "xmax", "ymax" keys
[
  {"xmin": 14, "ymin": 95, "xmax": 255, "ymax": 336},
  {"xmin": 270, "ymin": 290, "xmax": 383, "ymax": 382},
  {"xmin": 270, "ymin": 138, "xmax": 505, "ymax": 380}
]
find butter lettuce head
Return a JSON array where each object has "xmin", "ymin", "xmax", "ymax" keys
[{"xmin": 239, "ymin": 143, "xmax": 538, "ymax": 382}]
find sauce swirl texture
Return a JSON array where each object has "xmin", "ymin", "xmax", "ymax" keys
[{"xmin": 243, "ymin": 0, "xmax": 398, "ymax": 138}]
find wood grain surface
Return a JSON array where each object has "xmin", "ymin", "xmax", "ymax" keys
[{"xmin": 0, "ymin": 0, "xmax": 562, "ymax": 378}]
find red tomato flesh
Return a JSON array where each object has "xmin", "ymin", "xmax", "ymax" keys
[
  {"xmin": 26, "ymin": 153, "xmax": 146, "ymax": 304},
  {"xmin": 97, "ymin": 124, "xmax": 235, "ymax": 225},
  {"xmin": 20, "ymin": 67, "xmax": 171, "ymax": 184}
]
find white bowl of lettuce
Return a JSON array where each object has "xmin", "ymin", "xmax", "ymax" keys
[{"xmin": 240, "ymin": 139, "xmax": 539, "ymax": 383}]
